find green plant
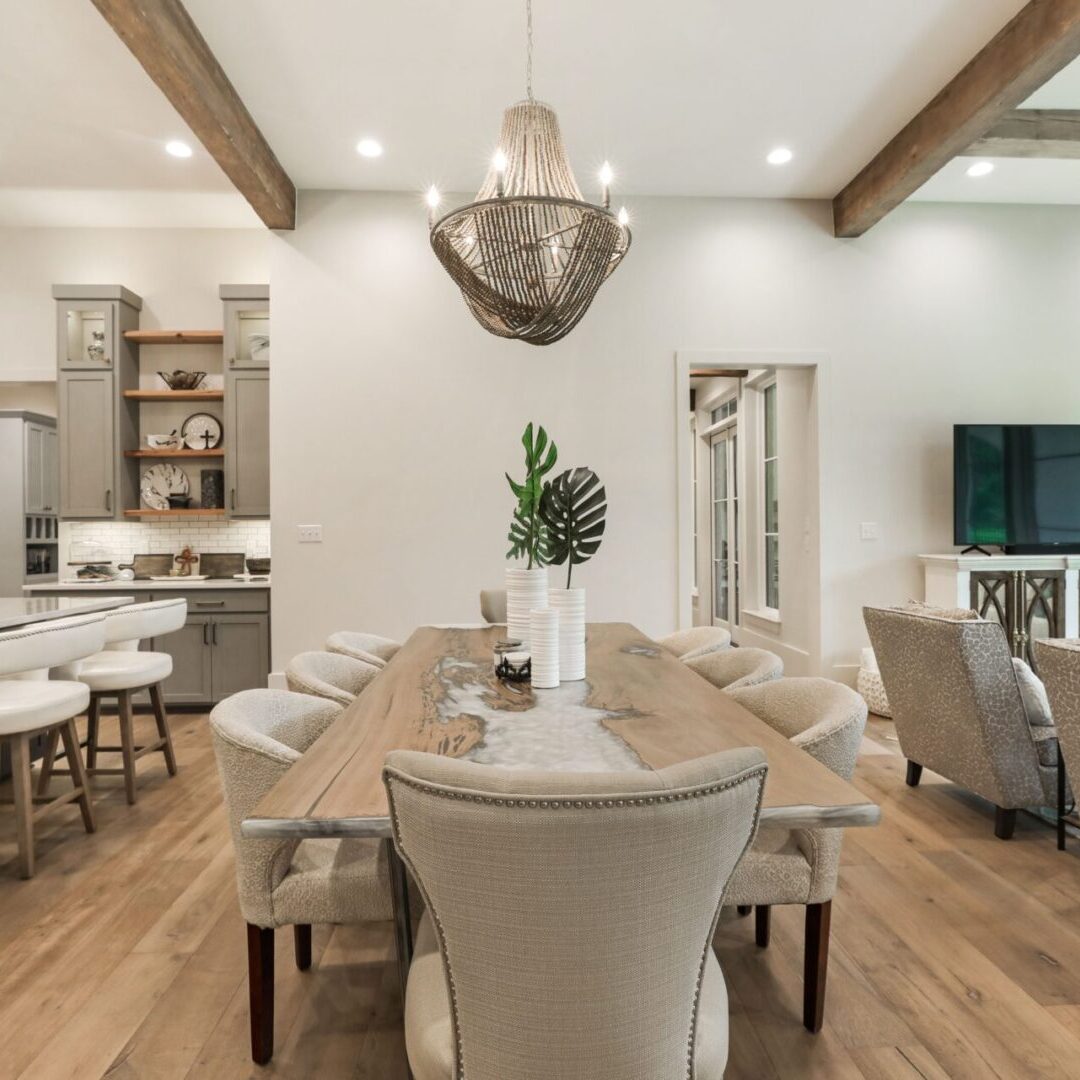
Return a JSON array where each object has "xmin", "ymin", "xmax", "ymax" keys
[
  {"xmin": 540, "ymin": 467, "xmax": 607, "ymax": 588},
  {"xmin": 505, "ymin": 422, "xmax": 558, "ymax": 568}
]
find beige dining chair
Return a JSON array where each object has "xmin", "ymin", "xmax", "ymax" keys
[
  {"xmin": 325, "ymin": 630, "xmax": 401, "ymax": 668},
  {"xmin": 284, "ymin": 651, "xmax": 380, "ymax": 706},
  {"xmin": 479, "ymin": 589, "xmax": 507, "ymax": 624},
  {"xmin": 383, "ymin": 746, "xmax": 767, "ymax": 1080},
  {"xmin": 687, "ymin": 646, "xmax": 783, "ymax": 692},
  {"xmin": 724, "ymin": 677, "xmax": 867, "ymax": 1032},
  {"xmin": 210, "ymin": 688, "xmax": 392, "ymax": 1064},
  {"xmin": 41, "ymin": 598, "xmax": 186, "ymax": 805},
  {"xmin": 0, "ymin": 613, "xmax": 104, "ymax": 877},
  {"xmin": 1032, "ymin": 638, "xmax": 1080, "ymax": 850},
  {"xmin": 657, "ymin": 626, "xmax": 732, "ymax": 661}
]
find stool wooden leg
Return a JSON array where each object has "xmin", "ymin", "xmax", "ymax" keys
[
  {"xmin": 60, "ymin": 718, "xmax": 96, "ymax": 834},
  {"xmin": 11, "ymin": 735, "xmax": 35, "ymax": 879},
  {"xmin": 86, "ymin": 696, "xmax": 100, "ymax": 769},
  {"xmin": 117, "ymin": 691, "xmax": 138, "ymax": 805},
  {"xmin": 36, "ymin": 729, "xmax": 61, "ymax": 796},
  {"xmin": 247, "ymin": 924, "xmax": 275, "ymax": 1064},
  {"xmin": 149, "ymin": 683, "xmax": 177, "ymax": 777}
]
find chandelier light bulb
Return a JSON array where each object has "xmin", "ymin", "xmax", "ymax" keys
[
  {"xmin": 493, "ymin": 148, "xmax": 509, "ymax": 172},
  {"xmin": 617, "ymin": 206, "xmax": 630, "ymax": 227},
  {"xmin": 599, "ymin": 161, "xmax": 614, "ymax": 208},
  {"xmin": 425, "ymin": 186, "xmax": 442, "ymax": 209}
]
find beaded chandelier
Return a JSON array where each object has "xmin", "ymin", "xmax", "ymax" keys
[{"xmin": 426, "ymin": 0, "xmax": 631, "ymax": 346}]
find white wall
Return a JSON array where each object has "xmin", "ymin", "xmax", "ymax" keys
[
  {"xmin": 0, "ymin": 227, "xmax": 267, "ymax": 381},
  {"xmin": 270, "ymin": 192, "xmax": 1080, "ymax": 676}
]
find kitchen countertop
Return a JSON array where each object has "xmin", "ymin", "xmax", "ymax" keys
[
  {"xmin": 0, "ymin": 595, "xmax": 134, "ymax": 629},
  {"xmin": 24, "ymin": 578, "xmax": 271, "ymax": 592}
]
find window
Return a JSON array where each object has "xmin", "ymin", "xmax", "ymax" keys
[
  {"xmin": 763, "ymin": 382, "xmax": 779, "ymax": 611},
  {"xmin": 711, "ymin": 428, "xmax": 739, "ymax": 627},
  {"xmin": 711, "ymin": 398, "xmax": 737, "ymax": 425}
]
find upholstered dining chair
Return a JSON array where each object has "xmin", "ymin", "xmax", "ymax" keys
[
  {"xmin": 40, "ymin": 598, "xmax": 186, "ymax": 805},
  {"xmin": 865, "ymin": 605, "xmax": 1063, "ymax": 838},
  {"xmin": 1032, "ymin": 638, "xmax": 1080, "ymax": 849},
  {"xmin": 687, "ymin": 646, "xmax": 783, "ymax": 692},
  {"xmin": 479, "ymin": 588, "xmax": 507, "ymax": 624},
  {"xmin": 724, "ymin": 677, "xmax": 867, "ymax": 1032},
  {"xmin": 383, "ymin": 746, "xmax": 767, "ymax": 1080},
  {"xmin": 0, "ymin": 613, "xmax": 104, "ymax": 878},
  {"xmin": 325, "ymin": 630, "xmax": 401, "ymax": 668},
  {"xmin": 657, "ymin": 626, "xmax": 732, "ymax": 661},
  {"xmin": 210, "ymin": 689, "xmax": 392, "ymax": 1064},
  {"xmin": 284, "ymin": 651, "xmax": 380, "ymax": 706}
]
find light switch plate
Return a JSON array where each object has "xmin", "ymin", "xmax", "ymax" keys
[
  {"xmin": 859, "ymin": 521, "xmax": 879, "ymax": 541},
  {"xmin": 297, "ymin": 524, "xmax": 322, "ymax": 543}
]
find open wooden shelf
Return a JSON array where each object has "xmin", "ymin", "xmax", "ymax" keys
[
  {"xmin": 123, "ymin": 389, "xmax": 223, "ymax": 402},
  {"xmin": 124, "ymin": 330, "xmax": 224, "ymax": 345},
  {"xmin": 124, "ymin": 448, "xmax": 225, "ymax": 458},
  {"xmin": 123, "ymin": 508, "xmax": 226, "ymax": 518}
]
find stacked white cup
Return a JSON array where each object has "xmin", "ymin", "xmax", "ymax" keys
[
  {"xmin": 549, "ymin": 587, "xmax": 586, "ymax": 681},
  {"xmin": 529, "ymin": 607, "xmax": 560, "ymax": 688}
]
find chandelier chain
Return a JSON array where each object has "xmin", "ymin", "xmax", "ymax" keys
[{"xmin": 526, "ymin": 0, "xmax": 534, "ymax": 101}]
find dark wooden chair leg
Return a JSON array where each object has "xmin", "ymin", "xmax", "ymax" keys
[
  {"xmin": 736, "ymin": 905, "xmax": 751, "ymax": 917},
  {"xmin": 60, "ymin": 718, "xmax": 96, "ymax": 834},
  {"xmin": 1058, "ymin": 742, "xmax": 1067, "ymax": 852},
  {"xmin": 247, "ymin": 924, "xmax": 275, "ymax": 1065},
  {"xmin": 11, "ymin": 734, "xmax": 34, "ymax": 879},
  {"xmin": 294, "ymin": 924, "xmax": 312, "ymax": 971},
  {"xmin": 149, "ymin": 683, "xmax": 178, "ymax": 776},
  {"xmin": 995, "ymin": 806, "xmax": 1017, "ymax": 840},
  {"xmin": 86, "ymin": 695, "xmax": 100, "ymax": 769},
  {"xmin": 804, "ymin": 900, "xmax": 832, "ymax": 1033},
  {"xmin": 905, "ymin": 761, "xmax": 922, "ymax": 787},
  {"xmin": 116, "ymin": 691, "xmax": 138, "ymax": 805},
  {"xmin": 755, "ymin": 905, "xmax": 771, "ymax": 948}
]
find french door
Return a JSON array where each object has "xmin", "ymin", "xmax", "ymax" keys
[{"xmin": 710, "ymin": 427, "xmax": 739, "ymax": 629}]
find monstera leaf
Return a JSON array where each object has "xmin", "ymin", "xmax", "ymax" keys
[
  {"xmin": 540, "ymin": 467, "xmax": 607, "ymax": 588},
  {"xmin": 505, "ymin": 422, "xmax": 558, "ymax": 568}
]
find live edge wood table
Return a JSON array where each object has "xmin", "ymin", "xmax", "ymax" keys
[{"xmin": 244, "ymin": 623, "xmax": 880, "ymax": 1000}]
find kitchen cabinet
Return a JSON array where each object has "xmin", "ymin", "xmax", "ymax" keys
[
  {"xmin": 58, "ymin": 371, "xmax": 115, "ymax": 518},
  {"xmin": 23, "ymin": 421, "xmax": 58, "ymax": 513},
  {"xmin": 225, "ymin": 370, "xmax": 270, "ymax": 517},
  {"xmin": 221, "ymin": 285, "xmax": 270, "ymax": 371},
  {"xmin": 158, "ymin": 615, "xmax": 214, "ymax": 705}
]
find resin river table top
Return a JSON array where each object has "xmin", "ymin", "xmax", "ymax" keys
[{"xmin": 243, "ymin": 623, "xmax": 880, "ymax": 840}]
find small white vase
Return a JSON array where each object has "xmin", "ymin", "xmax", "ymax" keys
[
  {"xmin": 529, "ymin": 607, "xmax": 560, "ymax": 688},
  {"xmin": 549, "ymin": 587, "xmax": 586, "ymax": 681},
  {"xmin": 505, "ymin": 566, "xmax": 549, "ymax": 643}
]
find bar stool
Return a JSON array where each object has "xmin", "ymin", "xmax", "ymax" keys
[
  {"xmin": 40, "ymin": 598, "xmax": 187, "ymax": 805},
  {"xmin": 0, "ymin": 613, "xmax": 105, "ymax": 877}
]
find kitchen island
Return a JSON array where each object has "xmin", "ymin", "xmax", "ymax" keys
[{"xmin": 0, "ymin": 594, "xmax": 133, "ymax": 630}]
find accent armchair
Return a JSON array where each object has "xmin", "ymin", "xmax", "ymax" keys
[
  {"xmin": 1032, "ymin": 638, "xmax": 1080, "ymax": 849},
  {"xmin": 687, "ymin": 646, "xmax": 783, "ymax": 692},
  {"xmin": 285, "ymin": 650, "xmax": 380, "ymax": 706},
  {"xmin": 865, "ymin": 605, "xmax": 1063, "ymax": 838},
  {"xmin": 657, "ymin": 626, "xmax": 732, "ymax": 661},
  {"xmin": 325, "ymin": 630, "xmax": 401, "ymax": 667}
]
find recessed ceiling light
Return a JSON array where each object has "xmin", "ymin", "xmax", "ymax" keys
[
  {"xmin": 767, "ymin": 147, "xmax": 793, "ymax": 166},
  {"xmin": 356, "ymin": 138, "xmax": 384, "ymax": 159},
  {"xmin": 966, "ymin": 160, "xmax": 995, "ymax": 178},
  {"xmin": 165, "ymin": 140, "xmax": 193, "ymax": 158}
]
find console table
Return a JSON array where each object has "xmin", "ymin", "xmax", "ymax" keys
[{"xmin": 920, "ymin": 554, "xmax": 1080, "ymax": 666}]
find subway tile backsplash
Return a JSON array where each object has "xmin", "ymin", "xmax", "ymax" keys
[{"xmin": 60, "ymin": 519, "xmax": 271, "ymax": 566}]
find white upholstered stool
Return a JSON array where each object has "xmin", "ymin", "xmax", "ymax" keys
[
  {"xmin": 0, "ymin": 613, "xmax": 105, "ymax": 878},
  {"xmin": 40, "ymin": 598, "xmax": 187, "ymax": 805}
]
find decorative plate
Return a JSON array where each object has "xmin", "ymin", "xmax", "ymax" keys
[
  {"xmin": 140, "ymin": 463, "xmax": 190, "ymax": 510},
  {"xmin": 181, "ymin": 412, "xmax": 223, "ymax": 451}
]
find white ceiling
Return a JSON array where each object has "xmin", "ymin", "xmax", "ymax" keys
[{"xmin": 2, "ymin": 0, "xmax": 1079, "ymax": 223}]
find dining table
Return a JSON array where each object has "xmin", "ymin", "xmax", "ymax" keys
[{"xmin": 244, "ymin": 622, "xmax": 881, "ymax": 994}]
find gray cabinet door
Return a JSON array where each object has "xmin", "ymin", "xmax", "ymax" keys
[
  {"xmin": 24, "ymin": 423, "xmax": 46, "ymax": 512},
  {"xmin": 43, "ymin": 428, "xmax": 59, "ymax": 513},
  {"xmin": 225, "ymin": 371, "xmax": 269, "ymax": 517},
  {"xmin": 59, "ymin": 371, "xmax": 115, "ymax": 518},
  {"xmin": 57, "ymin": 301, "xmax": 115, "ymax": 370},
  {"xmin": 210, "ymin": 614, "xmax": 269, "ymax": 702},
  {"xmin": 156, "ymin": 615, "xmax": 213, "ymax": 705}
]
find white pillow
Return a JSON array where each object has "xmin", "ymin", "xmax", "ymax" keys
[{"xmin": 1013, "ymin": 658, "xmax": 1054, "ymax": 728}]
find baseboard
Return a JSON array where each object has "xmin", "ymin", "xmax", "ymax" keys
[{"xmin": 268, "ymin": 671, "xmax": 287, "ymax": 691}]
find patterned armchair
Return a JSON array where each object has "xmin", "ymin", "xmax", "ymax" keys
[
  {"xmin": 864, "ymin": 605, "xmax": 1062, "ymax": 839},
  {"xmin": 1032, "ymin": 638, "xmax": 1080, "ymax": 849}
]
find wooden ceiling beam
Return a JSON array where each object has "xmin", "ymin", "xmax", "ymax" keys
[
  {"xmin": 833, "ymin": 0, "xmax": 1080, "ymax": 238},
  {"xmin": 962, "ymin": 108, "xmax": 1080, "ymax": 158},
  {"xmin": 90, "ymin": 0, "xmax": 295, "ymax": 230}
]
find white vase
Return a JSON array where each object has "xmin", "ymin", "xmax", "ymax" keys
[
  {"xmin": 549, "ymin": 587, "xmax": 586, "ymax": 681},
  {"xmin": 505, "ymin": 566, "xmax": 549, "ymax": 643},
  {"xmin": 529, "ymin": 607, "xmax": 560, "ymax": 688}
]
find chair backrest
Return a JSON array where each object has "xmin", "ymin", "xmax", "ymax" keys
[
  {"xmin": 658, "ymin": 626, "xmax": 732, "ymax": 660},
  {"xmin": 864, "ymin": 605, "xmax": 1045, "ymax": 807},
  {"xmin": 686, "ymin": 646, "xmax": 783, "ymax": 691},
  {"xmin": 285, "ymin": 650, "xmax": 379, "ymax": 706},
  {"xmin": 102, "ymin": 598, "xmax": 187, "ymax": 650},
  {"xmin": 479, "ymin": 589, "xmax": 507, "ymax": 624},
  {"xmin": 1033, "ymin": 639, "xmax": 1080, "ymax": 787},
  {"xmin": 324, "ymin": 630, "xmax": 396, "ymax": 667},
  {"xmin": 0, "ymin": 613, "xmax": 106, "ymax": 679},
  {"xmin": 210, "ymin": 688, "xmax": 344, "ymax": 926},
  {"xmin": 384, "ymin": 747, "xmax": 767, "ymax": 1080}
]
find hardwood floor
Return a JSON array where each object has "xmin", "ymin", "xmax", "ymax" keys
[{"xmin": 1, "ymin": 712, "xmax": 1080, "ymax": 1078}]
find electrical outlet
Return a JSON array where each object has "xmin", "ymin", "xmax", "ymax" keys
[
  {"xmin": 297, "ymin": 524, "xmax": 322, "ymax": 543},
  {"xmin": 859, "ymin": 521, "xmax": 880, "ymax": 541}
]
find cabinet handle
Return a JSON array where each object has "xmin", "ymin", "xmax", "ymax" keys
[
  {"xmin": 195, "ymin": 600, "xmax": 226, "ymax": 607},
  {"xmin": 212, "ymin": 622, "xmax": 219, "ymax": 645},
  {"xmin": 202, "ymin": 622, "xmax": 210, "ymax": 646},
  {"xmin": 230, "ymin": 488, "xmax": 236, "ymax": 510},
  {"xmin": 105, "ymin": 489, "xmax": 112, "ymax": 513},
  {"xmin": 228, "ymin": 356, "xmax": 236, "ymax": 367}
]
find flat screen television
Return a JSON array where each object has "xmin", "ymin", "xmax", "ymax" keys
[{"xmin": 954, "ymin": 425, "xmax": 1080, "ymax": 553}]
